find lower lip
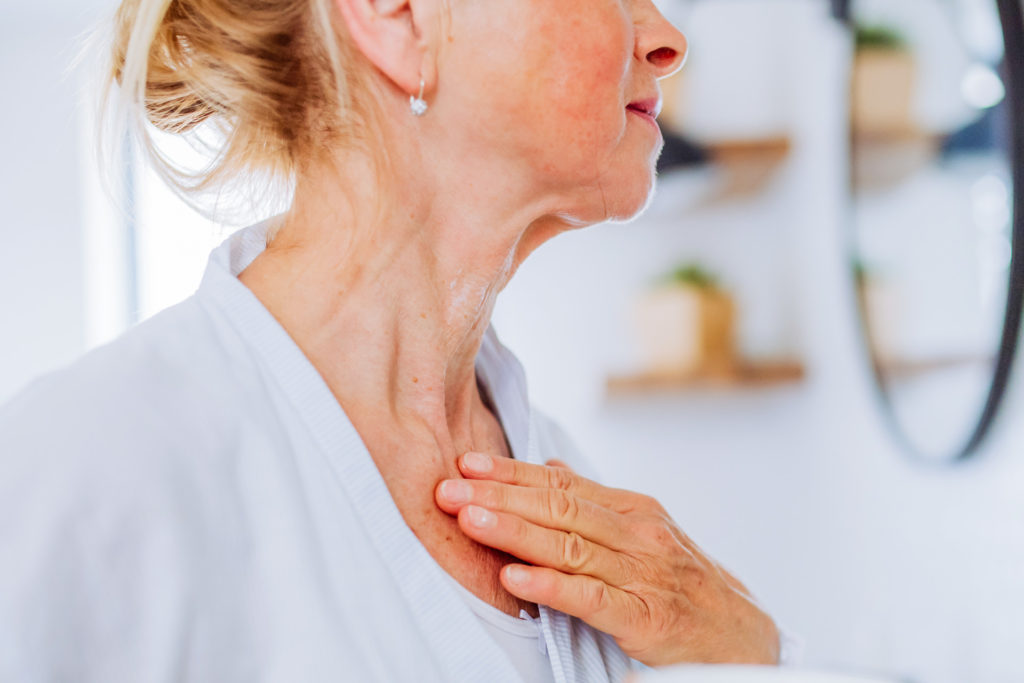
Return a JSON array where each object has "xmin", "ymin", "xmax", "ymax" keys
[{"xmin": 627, "ymin": 107, "xmax": 660, "ymax": 130}]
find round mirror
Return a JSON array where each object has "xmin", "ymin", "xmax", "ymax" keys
[{"xmin": 844, "ymin": 0, "xmax": 1024, "ymax": 462}]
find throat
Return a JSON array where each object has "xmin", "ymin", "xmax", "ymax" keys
[{"xmin": 347, "ymin": 374, "xmax": 530, "ymax": 617}]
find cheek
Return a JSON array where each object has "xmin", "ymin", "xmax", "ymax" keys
[
  {"xmin": 539, "ymin": 27, "xmax": 631, "ymax": 158},
  {"xmin": 502, "ymin": 9, "xmax": 634, "ymax": 180},
  {"xmin": 545, "ymin": 44, "xmax": 628, "ymax": 148},
  {"xmin": 448, "ymin": 0, "xmax": 642, "ymax": 198}
]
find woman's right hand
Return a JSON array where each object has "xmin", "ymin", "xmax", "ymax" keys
[{"xmin": 435, "ymin": 452, "xmax": 780, "ymax": 667}]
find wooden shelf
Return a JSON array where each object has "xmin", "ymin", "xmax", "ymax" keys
[
  {"xmin": 877, "ymin": 354, "xmax": 993, "ymax": 380},
  {"xmin": 606, "ymin": 360, "xmax": 805, "ymax": 396},
  {"xmin": 706, "ymin": 136, "xmax": 792, "ymax": 160},
  {"xmin": 696, "ymin": 136, "xmax": 793, "ymax": 202},
  {"xmin": 851, "ymin": 128, "xmax": 943, "ymax": 190},
  {"xmin": 852, "ymin": 127, "xmax": 943, "ymax": 144}
]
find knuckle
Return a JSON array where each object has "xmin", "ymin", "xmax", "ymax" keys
[
  {"xmin": 561, "ymin": 531, "xmax": 590, "ymax": 572},
  {"xmin": 638, "ymin": 519, "xmax": 678, "ymax": 550},
  {"xmin": 582, "ymin": 578, "xmax": 609, "ymax": 616},
  {"xmin": 652, "ymin": 523, "xmax": 675, "ymax": 548},
  {"xmin": 622, "ymin": 556, "xmax": 655, "ymax": 589},
  {"xmin": 491, "ymin": 484, "xmax": 512, "ymax": 511},
  {"xmin": 633, "ymin": 595, "xmax": 654, "ymax": 629},
  {"xmin": 547, "ymin": 490, "xmax": 579, "ymax": 523},
  {"xmin": 509, "ymin": 515, "xmax": 530, "ymax": 541},
  {"xmin": 548, "ymin": 466, "xmax": 575, "ymax": 492},
  {"xmin": 635, "ymin": 494, "xmax": 665, "ymax": 516},
  {"xmin": 510, "ymin": 460, "xmax": 529, "ymax": 482}
]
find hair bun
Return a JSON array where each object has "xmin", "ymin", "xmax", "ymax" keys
[{"xmin": 104, "ymin": 0, "xmax": 364, "ymax": 216}]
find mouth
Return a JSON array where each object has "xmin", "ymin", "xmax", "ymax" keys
[{"xmin": 626, "ymin": 97, "xmax": 662, "ymax": 120}]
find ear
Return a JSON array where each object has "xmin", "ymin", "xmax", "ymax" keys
[{"xmin": 334, "ymin": 0, "xmax": 434, "ymax": 97}]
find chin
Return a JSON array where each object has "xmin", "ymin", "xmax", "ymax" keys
[
  {"xmin": 560, "ymin": 147, "xmax": 660, "ymax": 225},
  {"xmin": 603, "ymin": 171, "xmax": 658, "ymax": 223},
  {"xmin": 600, "ymin": 137, "xmax": 663, "ymax": 221}
]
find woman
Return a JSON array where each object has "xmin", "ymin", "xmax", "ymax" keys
[{"xmin": 0, "ymin": 0, "xmax": 797, "ymax": 680}]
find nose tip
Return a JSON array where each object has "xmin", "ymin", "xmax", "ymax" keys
[
  {"xmin": 641, "ymin": 6, "xmax": 689, "ymax": 80},
  {"xmin": 646, "ymin": 30, "xmax": 688, "ymax": 79}
]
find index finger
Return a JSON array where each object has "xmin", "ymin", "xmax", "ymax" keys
[{"xmin": 458, "ymin": 452, "xmax": 638, "ymax": 514}]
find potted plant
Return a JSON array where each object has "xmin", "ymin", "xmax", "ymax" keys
[
  {"xmin": 851, "ymin": 23, "xmax": 917, "ymax": 136},
  {"xmin": 632, "ymin": 263, "xmax": 737, "ymax": 376}
]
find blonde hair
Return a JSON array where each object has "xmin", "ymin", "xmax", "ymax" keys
[{"xmin": 103, "ymin": 0, "xmax": 373, "ymax": 229}]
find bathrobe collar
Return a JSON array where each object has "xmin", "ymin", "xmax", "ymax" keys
[{"xmin": 197, "ymin": 219, "xmax": 576, "ymax": 682}]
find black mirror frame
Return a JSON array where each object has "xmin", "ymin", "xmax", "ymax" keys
[{"xmin": 838, "ymin": 0, "xmax": 1024, "ymax": 463}]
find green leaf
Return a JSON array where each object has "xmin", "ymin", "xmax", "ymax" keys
[{"xmin": 659, "ymin": 263, "xmax": 720, "ymax": 289}]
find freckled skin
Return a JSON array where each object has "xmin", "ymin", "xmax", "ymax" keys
[
  {"xmin": 238, "ymin": 0, "xmax": 687, "ymax": 620},
  {"xmin": 432, "ymin": 0, "xmax": 676, "ymax": 226},
  {"xmin": 401, "ymin": 0, "xmax": 684, "ymax": 618}
]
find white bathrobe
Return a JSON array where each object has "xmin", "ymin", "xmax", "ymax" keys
[{"xmin": 0, "ymin": 220, "xmax": 635, "ymax": 682}]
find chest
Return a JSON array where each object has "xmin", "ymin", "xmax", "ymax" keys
[
  {"xmin": 350, "ymin": 408, "xmax": 534, "ymax": 619},
  {"xmin": 411, "ymin": 502, "xmax": 539, "ymax": 618}
]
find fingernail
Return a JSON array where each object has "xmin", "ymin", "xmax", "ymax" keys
[
  {"xmin": 505, "ymin": 565, "xmax": 529, "ymax": 587},
  {"xmin": 439, "ymin": 480, "xmax": 472, "ymax": 505},
  {"xmin": 462, "ymin": 452, "xmax": 492, "ymax": 473},
  {"xmin": 466, "ymin": 505, "xmax": 496, "ymax": 528}
]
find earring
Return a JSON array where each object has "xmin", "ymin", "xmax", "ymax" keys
[{"xmin": 409, "ymin": 78, "xmax": 428, "ymax": 116}]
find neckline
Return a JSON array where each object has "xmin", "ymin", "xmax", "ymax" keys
[
  {"xmin": 444, "ymin": 573, "xmax": 542, "ymax": 638},
  {"xmin": 196, "ymin": 222, "xmax": 530, "ymax": 683}
]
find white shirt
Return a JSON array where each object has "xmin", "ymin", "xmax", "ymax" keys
[
  {"xmin": 0, "ymin": 220, "xmax": 634, "ymax": 682},
  {"xmin": 445, "ymin": 573, "xmax": 557, "ymax": 683}
]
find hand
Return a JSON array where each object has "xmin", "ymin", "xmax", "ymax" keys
[{"xmin": 434, "ymin": 452, "xmax": 780, "ymax": 667}]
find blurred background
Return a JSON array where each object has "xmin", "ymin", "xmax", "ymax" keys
[{"xmin": 2, "ymin": 0, "xmax": 1023, "ymax": 681}]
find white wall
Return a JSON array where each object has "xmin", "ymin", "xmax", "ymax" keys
[
  {"xmin": 0, "ymin": 14, "xmax": 92, "ymax": 402},
  {"xmin": 494, "ymin": 3, "xmax": 1024, "ymax": 682},
  {"xmin": 0, "ymin": 1, "xmax": 118, "ymax": 403}
]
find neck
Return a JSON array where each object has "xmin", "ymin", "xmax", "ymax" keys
[{"xmin": 237, "ymin": 149, "xmax": 564, "ymax": 472}]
